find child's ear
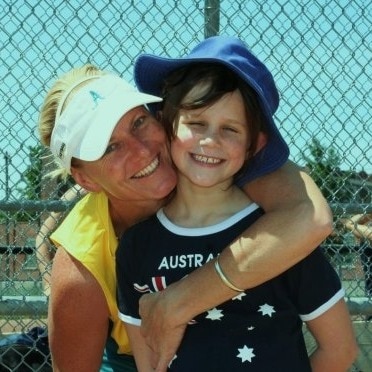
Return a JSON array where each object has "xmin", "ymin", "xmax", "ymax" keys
[
  {"xmin": 71, "ymin": 168, "xmax": 102, "ymax": 193},
  {"xmin": 254, "ymin": 132, "xmax": 267, "ymax": 155},
  {"xmin": 246, "ymin": 132, "xmax": 268, "ymax": 160}
]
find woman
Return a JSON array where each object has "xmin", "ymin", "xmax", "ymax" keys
[{"xmin": 39, "ymin": 63, "xmax": 331, "ymax": 371}]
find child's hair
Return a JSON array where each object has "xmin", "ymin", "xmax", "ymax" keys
[
  {"xmin": 38, "ymin": 64, "xmax": 106, "ymax": 179},
  {"xmin": 160, "ymin": 63, "xmax": 267, "ymax": 162}
]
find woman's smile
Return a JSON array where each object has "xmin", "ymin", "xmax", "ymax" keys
[{"xmin": 132, "ymin": 155, "xmax": 160, "ymax": 179}]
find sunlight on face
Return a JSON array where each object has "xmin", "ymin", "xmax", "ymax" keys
[{"xmin": 175, "ymin": 121, "xmax": 193, "ymax": 141}]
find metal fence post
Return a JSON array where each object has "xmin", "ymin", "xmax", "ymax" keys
[{"xmin": 204, "ymin": 0, "xmax": 220, "ymax": 38}]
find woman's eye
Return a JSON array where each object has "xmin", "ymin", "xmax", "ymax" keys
[
  {"xmin": 133, "ymin": 116, "xmax": 146, "ymax": 129},
  {"xmin": 103, "ymin": 143, "xmax": 117, "ymax": 155}
]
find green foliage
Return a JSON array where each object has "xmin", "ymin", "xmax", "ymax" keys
[
  {"xmin": 1, "ymin": 144, "xmax": 76, "ymax": 223},
  {"xmin": 302, "ymin": 137, "xmax": 353, "ymax": 203},
  {"xmin": 17, "ymin": 145, "xmax": 43, "ymax": 200},
  {"xmin": 10, "ymin": 145, "xmax": 44, "ymax": 222}
]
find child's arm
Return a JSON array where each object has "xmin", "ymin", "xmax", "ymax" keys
[
  {"xmin": 126, "ymin": 323, "xmax": 155, "ymax": 372},
  {"xmin": 306, "ymin": 299, "xmax": 358, "ymax": 371}
]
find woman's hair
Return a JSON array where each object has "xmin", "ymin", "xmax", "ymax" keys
[
  {"xmin": 160, "ymin": 63, "xmax": 267, "ymax": 163},
  {"xmin": 38, "ymin": 64, "xmax": 106, "ymax": 179}
]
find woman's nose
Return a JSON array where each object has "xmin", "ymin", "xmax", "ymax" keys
[{"xmin": 128, "ymin": 136, "xmax": 151, "ymax": 157}]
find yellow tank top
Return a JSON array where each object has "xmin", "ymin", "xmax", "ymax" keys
[{"xmin": 51, "ymin": 191, "xmax": 131, "ymax": 355}]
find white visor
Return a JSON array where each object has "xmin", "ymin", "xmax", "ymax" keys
[{"xmin": 50, "ymin": 74, "xmax": 163, "ymax": 172}]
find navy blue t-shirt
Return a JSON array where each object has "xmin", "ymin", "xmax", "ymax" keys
[{"xmin": 116, "ymin": 204, "xmax": 343, "ymax": 371}]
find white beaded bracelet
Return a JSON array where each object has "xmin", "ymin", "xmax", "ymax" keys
[{"xmin": 214, "ymin": 255, "xmax": 244, "ymax": 292}]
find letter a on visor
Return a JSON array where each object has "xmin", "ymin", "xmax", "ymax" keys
[{"xmin": 50, "ymin": 75, "xmax": 162, "ymax": 173}]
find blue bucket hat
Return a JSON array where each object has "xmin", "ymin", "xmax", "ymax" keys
[{"xmin": 134, "ymin": 35, "xmax": 289, "ymax": 183}]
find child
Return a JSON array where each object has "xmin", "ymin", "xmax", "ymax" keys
[{"xmin": 116, "ymin": 36, "xmax": 357, "ymax": 371}]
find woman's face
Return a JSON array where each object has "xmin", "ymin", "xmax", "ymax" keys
[{"xmin": 72, "ymin": 106, "xmax": 177, "ymax": 202}]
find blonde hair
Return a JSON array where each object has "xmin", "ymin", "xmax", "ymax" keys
[{"xmin": 38, "ymin": 64, "xmax": 107, "ymax": 179}]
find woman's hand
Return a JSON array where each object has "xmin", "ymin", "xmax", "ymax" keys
[{"xmin": 139, "ymin": 290, "xmax": 187, "ymax": 372}]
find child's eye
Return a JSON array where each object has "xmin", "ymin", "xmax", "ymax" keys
[
  {"xmin": 223, "ymin": 126, "xmax": 239, "ymax": 133},
  {"xmin": 188, "ymin": 122, "xmax": 204, "ymax": 127}
]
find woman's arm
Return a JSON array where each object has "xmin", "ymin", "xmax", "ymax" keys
[
  {"xmin": 49, "ymin": 247, "xmax": 109, "ymax": 372},
  {"xmin": 228, "ymin": 160, "xmax": 332, "ymax": 285},
  {"xmin": 139, "ymin": 161, "xmax": 333, "ymax": 371},
  {"xmin": 307, "ymin": 299, "xmax": 358, "ymax": 371},
  {"xmin": 126, "ymin": 324, "xmax": 155, "ymax": 371}
]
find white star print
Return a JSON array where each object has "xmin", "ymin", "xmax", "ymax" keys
[
  {"xmin": 247, "ymin": 325, "xmax": 255, "ymax": 331},
  {"xmin": 258, "ymin": 303, "xmax": 276, "ymax": 317},
  {"xmin": 206, "ymin": 307, "xmax": 224, "ymax": 320},
  {"xmin": 237, "ymin": 345, "xmax": 255, "ymax": 362},
  {"xmin": 168, "ymin": 354, "xmax": 177, "ymax": 368},
  {"xmin": 232, "ymin": 292, "xmax": 246, "ymax": 301}
]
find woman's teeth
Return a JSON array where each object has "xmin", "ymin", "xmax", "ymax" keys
[{"xmin": 133, "ymin": 157, "xmax": 159, "ymax": 178}]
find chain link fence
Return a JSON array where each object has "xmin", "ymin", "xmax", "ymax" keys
[{"xmin": 0, "ymin": 0, "xmax": 371, "ymax": 370}]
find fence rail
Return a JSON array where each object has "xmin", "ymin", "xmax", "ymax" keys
[{"xmin": 1, "ymin": 201, "xmax": 371, "ymax": 214}]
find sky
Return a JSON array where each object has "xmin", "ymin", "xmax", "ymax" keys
[{"xmin": 0, "ymin": 0, "xmax": 370, "ymax": 200}]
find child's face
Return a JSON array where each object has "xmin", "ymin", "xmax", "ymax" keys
[{"xmin": 170, "ymin": 89, "xmax": 250, "ymax": 188}]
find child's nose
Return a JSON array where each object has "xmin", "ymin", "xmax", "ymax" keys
[{"xmin": 199, "ymin": 137, "xmax": 214, "ymax": 146}]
